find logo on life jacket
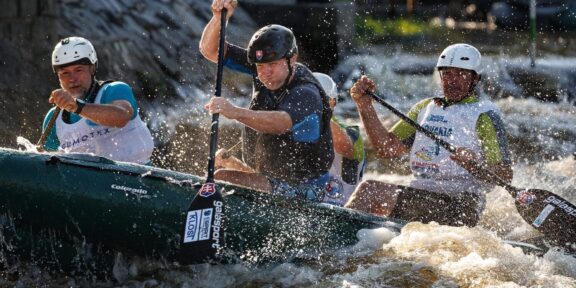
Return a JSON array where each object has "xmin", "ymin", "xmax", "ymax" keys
[
  {"xmin": 423, "ymin": 124, "xmax": 453, "ymax": 137},
  {"xmin": 325, "ymin": 176, "xmax": 343, "ymax": 199},
  {"xmin": 427, "ymin": 114, "xmax": 448, "ymax": 123},
  {"xmin": 415, "ymin": 143, "xmax": 439, "ymax": 161},
  {"xmin": 60, "ymin": 128, "xmax": 112, "ymax": 150},
  {"xmin": 199, "ymin": 183, "xmax": 216, "ymax": 197}
]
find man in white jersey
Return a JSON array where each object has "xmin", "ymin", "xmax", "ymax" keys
[
  {"xmin": 345, "ymin": 44, "xmax": 513, "ymax": 227},
  {"xmin": 313, "ymin": 73, "xmax": 366, "ymax": 207},
  {"xmin": 41, "ymin": 37, "xmax": 154, "ymax": 165}
]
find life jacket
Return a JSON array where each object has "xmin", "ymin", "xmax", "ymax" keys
[
  {"xmin": 409, "ymin": 98, "xmax": 500, "ymax": 197},
  {"xmin": 242, "ymin": 64, "xmax": 334, "ymax": 184},
  {"xmin": 56, "ymin": 80, "xmax": 154, "ymax": 165},
  {"xmin": 324, "ymin": 119, "xmax": 366, "ymax": 206}
]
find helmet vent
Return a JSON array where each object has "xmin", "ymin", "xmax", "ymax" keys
[
  {"xmin": 441, "ymin": 55, "xmax": 446, "ymax": 58},
  {"xmin": 461, "ymin": 57, "xmax": 470, "ymax": 61}
]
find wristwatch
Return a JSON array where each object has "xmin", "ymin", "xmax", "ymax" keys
[{"xmin": 74, "ymin": 98, "xmax": 86, "ymax": 114}]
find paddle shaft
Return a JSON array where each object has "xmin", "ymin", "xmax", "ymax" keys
[
  {"xmin": 220, "ymin": 140, "xmax": 242, "ymax": 160},
  {"xmin": 36, "ymin": 107, "xmax": 61, "ymax": 152},
  {"xmin": 206, "ymin": 9, "xmax": 228, "ymax": 183},
  {"xmin": 179, "ymin": 9, "xmax": 228, "ymax": 264},
  {"xmin": 366, "ymin": 92, "xmax": 517, "ymax": 194}
]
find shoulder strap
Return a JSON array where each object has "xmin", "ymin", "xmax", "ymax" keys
[{"xmin": 85, "ymin": 79, "xmax": 114, "ymax": 103}]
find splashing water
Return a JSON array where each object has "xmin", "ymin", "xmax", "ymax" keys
[{"xmin": 16, "ymin": 136, "xmax": 40, "ymax": 153}]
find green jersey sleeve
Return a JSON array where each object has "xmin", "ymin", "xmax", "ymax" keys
[
  {"xmin": 331, "ymin": 116, "xmax": 365, "ymax": 161},
  {"xmin": 476, "ymin": 112, "xmax": 511, "ymax": 166},
  {"xmin": 390, "ymin": 98, "xmax": 433, "ymax": 147}
]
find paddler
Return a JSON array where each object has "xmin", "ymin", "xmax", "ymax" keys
[
  {"xmin": 41, "ymin": 37, "xmax": 154, "ymax": 165},
  {"xmin": 202, "ymin": 0, "xmax": 334, "ymax": 201},
  {"xmin": 345, "ymin": 44, "xmax": 513, "ymax": 226},
  {"xmin": 313, "ymin": 72, "xmax": 367, "ymax": 207}
]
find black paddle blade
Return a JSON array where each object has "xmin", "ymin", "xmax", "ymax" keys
[
  {"xmin": 514, "ymin": 189, "xmax": 576, "ymax": 248},
  {"xmin": 179, "ymin": 182, "xmax": 225, "ymax": 264}
]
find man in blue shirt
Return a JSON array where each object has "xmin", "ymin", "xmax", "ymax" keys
[
  {"xmin": 42, "ymin": 37, "xmax": 154, "ymax": 164},
  {"xmin": 202, "ymin": 0, "xmax": 333, "ymax": 201}
]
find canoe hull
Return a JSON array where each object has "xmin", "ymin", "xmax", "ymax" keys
[{"xmin": 0, "ymin": 148, "xmax": 402, "ymax": 271}]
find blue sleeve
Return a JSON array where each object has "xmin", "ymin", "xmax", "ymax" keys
[
  {"xmin": 42, "ymin": 108, "xmax": 60, "ymax": 151},
  {"xmin": 99, "ymin": 82, "xmax": 138, "ymax": 120},
  {"xmin": 281, "ymin": 84, "xmax": 323, "ymax": 143},
  {"xmin": 224, "ymin": 44, "xmax": 253, "ymax": 75}
]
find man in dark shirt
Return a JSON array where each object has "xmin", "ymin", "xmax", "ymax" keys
[{"xmin": 200, "ymin": 0, "xmax": 333, "ymax": 201}]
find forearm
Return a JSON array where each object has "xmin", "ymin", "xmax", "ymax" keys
[
  {"xmin": 231, "ymin": 107, "xmax": 292, "ymax": 135},
  {"xmin": 357, "ymin": 103, "xmax": 407, "ymax": 158},
  {"xmin": 80, "ymin": 103, "xmax": 132, "ymax": 128},
  {"xmin": 480, "ymin": 163, "xmax": 513, "ymax": 184},
  {"xmin": 199, "ymin": 15, "xmax": 227, "ymax": 63},
  {"xmin": 220, "ymin": 156, "xmax": 255, "ymax": 173},
  {"xmin": 456, "ymin": 153, "xmax": 513, "ymax": 185},
  {"xmin": 331, "ymin": 121, "xmax": 355, "ymax": 159}
]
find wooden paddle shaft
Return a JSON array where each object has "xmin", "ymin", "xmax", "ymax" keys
[{"xmin": 36, "ymin": 107, "xmax": 61, "ymax": 152}]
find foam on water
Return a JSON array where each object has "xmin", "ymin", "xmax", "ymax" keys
[{"xmin": 329, "ymin": 222, "xmax": 576, "ymax": 287}]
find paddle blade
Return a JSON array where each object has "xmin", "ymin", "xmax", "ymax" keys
[
  {"xmin": 514, "ymin": 189, "xmax": 576, "ymax": 247},
  {"xmin": 179, "ymin": 182, "xmax": 225, "ymax": 264}
]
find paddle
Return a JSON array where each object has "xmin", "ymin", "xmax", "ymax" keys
[
  {"xmin": 367, "ymin": 91, "xmax": 576, "ymax": 246},
  {"xmin": 180, "ymin": 9, "xmax": 227, "ymax": 264},
  {"xmin": 219, "ymin": 140, "xmax": 242, "ymax": 160},
  {"xmin": 36, "ymin": 107, "xmax": 61, "ymax": 152}
]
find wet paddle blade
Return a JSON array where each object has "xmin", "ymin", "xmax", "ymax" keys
[
  {"xmin": 179, "ymin": 183, "xmax": 225, "ymax": 264},
  {"xmin": 515, "ymin": 188, "xmax": 576, "ymax": 247}
]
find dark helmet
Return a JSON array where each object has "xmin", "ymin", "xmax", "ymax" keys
[{"xmin": 247, "ymin": 24, "xmax": 298, "ymax": 64}]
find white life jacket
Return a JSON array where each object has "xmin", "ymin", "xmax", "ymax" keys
[
  {"xmin": 324, "ymin": 153, "xmax": 354, "ymax": 206},
  {"xmin": 55, "ymin": 83, "xmax": 154, "ymax": 164},
  {"xmin": 409, "ymin": 99, "xmax": 500, "ymax": 202}
]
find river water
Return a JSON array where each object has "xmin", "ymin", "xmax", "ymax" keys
[{"xmin": 4, "ymin": 52, "xmax": 576, "ymax": 287}]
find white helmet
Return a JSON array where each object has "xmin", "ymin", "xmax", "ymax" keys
[
  {"xmin": 52, "ymin": 37, "xmax": 97, "ymax": 68},
  {"xmin": 436, "ymin": 43, "xmax": 481, "ymax": 74},
  {"xmin": 313, "ymin": 72, "xmax": 337, "ymax": 99}
]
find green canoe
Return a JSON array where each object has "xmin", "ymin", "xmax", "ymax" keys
[{"xmin": 0, "ymin": 148, "xmax": 404, "ymax": 272}]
